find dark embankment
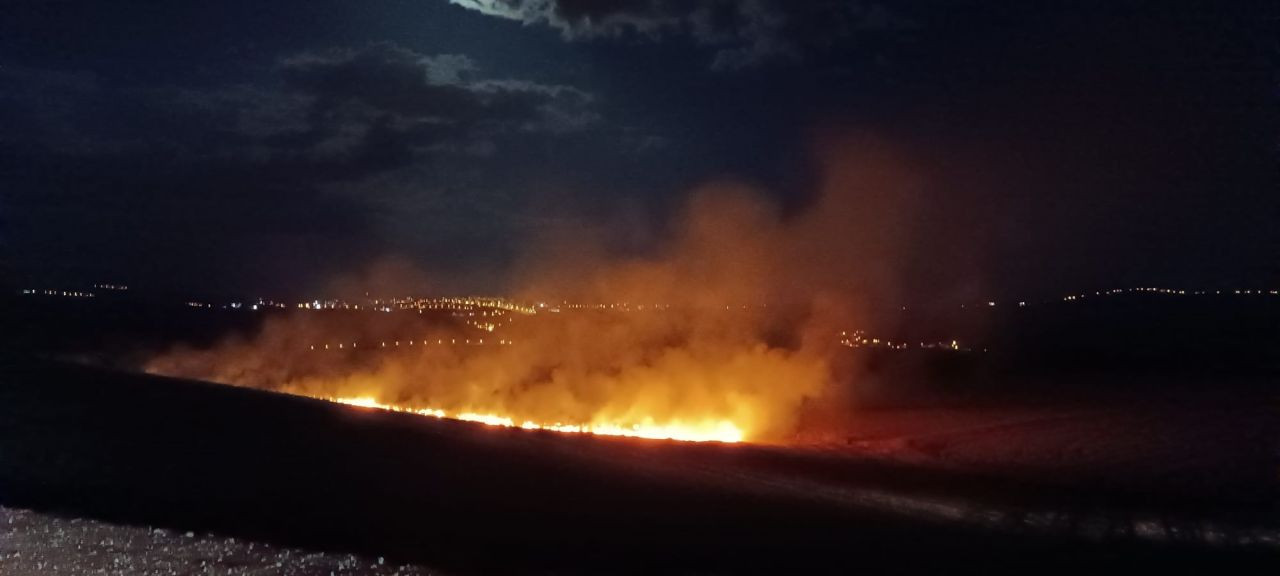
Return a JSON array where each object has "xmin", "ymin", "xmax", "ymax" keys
[{"xmin": 0, "ymin": 355, "xmax": 1275, "ymax": 574}]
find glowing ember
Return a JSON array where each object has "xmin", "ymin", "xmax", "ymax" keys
[{"xmin": 328, "ymin": 396, "xmax": 743, "ymax": 443}]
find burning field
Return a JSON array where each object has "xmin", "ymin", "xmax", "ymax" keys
[
  {"xmin": 142, "ymin": 144, "xmax": 930, "ymax": 445},
  {"xmin": 5, "ymin": 141, "xmax": 1278, "ymax": 574},
  {"xmin": 3, "ymin": 354, "xmax": 1278, "ymax": 574},
  {"xmin": 143, "ymin": 297, "xmax": 827, "ymax": 444}
]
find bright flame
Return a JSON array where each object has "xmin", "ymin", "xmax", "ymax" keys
[{"xmin": 329, "ymin": 396, "xmax": 743, "ymax": 443}]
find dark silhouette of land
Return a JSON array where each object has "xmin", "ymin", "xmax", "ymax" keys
[
  {"xmin": 0, "ymin": 355, "xmax": 1275, "ymax": 574},
  {"xmin": 1, "ymin": 292, "xmax": 1278, "ymax": 573}
]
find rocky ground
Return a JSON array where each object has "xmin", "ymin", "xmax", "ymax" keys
[{"xmin": 0, "ymin": 506, "xmax": 442, "ymax": 576}]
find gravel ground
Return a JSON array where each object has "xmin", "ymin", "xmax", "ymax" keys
[{"xmin": 0, "ymin": 506, "xmax": 442, "ymax": 576}]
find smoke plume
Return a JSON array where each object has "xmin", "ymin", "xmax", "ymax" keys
[{"xmin": 147, "ymin": 136, "xmax": 924, "ymax": 441}]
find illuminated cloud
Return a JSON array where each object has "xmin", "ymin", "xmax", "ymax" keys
[{"xmin": 449, "ymin": 0, "xmax": 903, "ymax": 70}]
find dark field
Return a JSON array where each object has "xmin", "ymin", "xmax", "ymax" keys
[
  {"xmin": 1, "ymin": 294, "xmax": 1278, "ymax": 573},
  {"xmin": 0, "ymin": 355, "xmax": 1276, "ymax": 574}
]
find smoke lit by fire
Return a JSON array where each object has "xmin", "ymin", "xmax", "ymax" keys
[{"xmin": 146, "ymin": 140, "xmax": 923, "ymax": 443}]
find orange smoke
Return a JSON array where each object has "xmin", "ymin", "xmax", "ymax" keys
[{"xmin": 147, "ymin": 137, "xmax": 928, "ymax": 442}]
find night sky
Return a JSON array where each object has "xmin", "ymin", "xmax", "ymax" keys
[{"xmin": 2, "ymin": 1, "xmax": 1277, "ymax": 301}]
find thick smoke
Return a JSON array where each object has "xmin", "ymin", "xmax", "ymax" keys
[{"xmin": 147, "ymin": 137, "xmax": 924, "ymax": 441}]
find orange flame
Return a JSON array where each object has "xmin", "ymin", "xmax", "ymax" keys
[{"xmin": 329, "ymin": 395, "xmax": 743, "ymax": 443}]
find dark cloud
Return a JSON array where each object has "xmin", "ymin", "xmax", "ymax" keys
[
  {"xmin": 279, "ymin": 43, "xmax": 593, "ymax": 135},
  {"xmin": 0, "ymin": 41, "xmax": 598, "ymax": 294},
  {"xmin": 449, "ymin": 0, "xmax": 905, "ymax": 70},
  {"xmin": 192, "ymin": 42, "xmax": 599, "ymax": 172},
  {"xmin": 3, "ymin": 0, "xmax": 1276, "ymax": 301},
  {"xmin": 2, "ymin": 41, "xmax": 596, "ymax": 171}
]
